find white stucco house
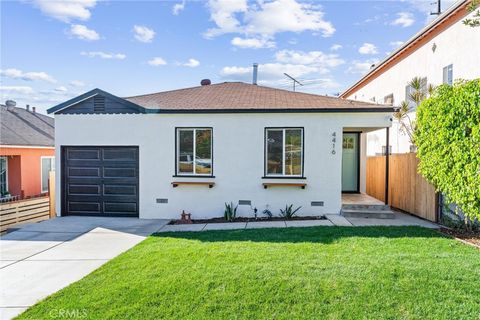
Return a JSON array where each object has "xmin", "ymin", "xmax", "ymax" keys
[
  {"xmin": 48, "ymin": 82, "xmax": 393, "ymax": 219},
  {"xmin": 341, "ymin": 0, "xmax": 480, "ymax": 155}
]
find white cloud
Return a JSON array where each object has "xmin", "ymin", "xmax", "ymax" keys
[
  {"xmin": 81, "ymin": 51, "xmax": 126, "ymax": 59},
  {"xmin": 148, "ymin": 57, "xmax": 167, "ymax": 66},
  {"xmin": 391, "ymin": 12, "xmax": 415, "ymax": 27},
  {"xmin": 390, "ymin": 41, "xmax": 404, "ymax": 47},
  {"xmin": 205, "ymin": 0, "xmax": 335, "ymax": 47},
  {"xmin": 243, "ymin": 0, "xmax": 335, "ymax": 37},
  {"xmin": 358, "ymin": 43, "xmax": 378, "ymax": 55},
  {"xmin": 346, "ymin": 59, "xmax": 379, "ymax": 74},
  {"xmin": 222, "ymin": 63, "xmax": 317, "ymax": 80},
  {"xmin": 32, "ymin": 0, "xmax": 97, "ymax": 22},
  {"xmin": 173, "ymin": 0, "xmax": 186, "ymax": 15},
  {"xmin": 204, "ymin": 0, "xmax": 248, "ymax": 38},
  {"xmin": 69, "ymin": 24, "xmax": 100, "ymax": 41},
  {"xmin": 69, "ymin": 80, "xmax": 85, "ymax": 87},
  {"xmin": 221, "ymin": 48, "xmax": 344, "ymax": 87},
  {"xmin": 0, "ymin": 86, "xmax": 34, "ymax": 94},
  {"xmin": 0, "ymin": 68, "xmax": 56, "ymax": 83},
  {"xmin": 330, "ymin": 44, "xmax": 342, "ymax": 51},
  {"xmin": 275, "ymin": 50, "xmax": 344, "ymax": 73},
  {"xmin": 182, "ymin": 59, "xmax": 200, "ymax": 68},
  {"xmin": 220, "ymin": 63, "xmax": 340, "ymax": 90},
  {"xmin": 133, "ymin": 25, "xmax": 155, "ymax": 43},
  {"xmin": 231, "ymin": 37, "xmax": 275, "ymax": 49},
  {"xmin": 54, "ymin": 86, "xmax": 68, "ymax": 92}
]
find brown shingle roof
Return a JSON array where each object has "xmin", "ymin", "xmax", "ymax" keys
[{"xmin": 124, "ymin": 82, "xmax": 390, "ymax": 111}]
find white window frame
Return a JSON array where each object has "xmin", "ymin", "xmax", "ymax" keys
[
  {"xmin": 40, "ymin": 156, "xmax": 55, "ymax": 193},
  {"xmin": 0, "ymin": 156, "xmax": 8, "ymax": 196},
  {"xmin": 176, "ymin": 128, "xmax": 213, "ymax": 176},
  {"xmin": 265, "ymin": 128, "xmax": 304, "ymax": 177},
  {"xmin": 443, "ymin": 64, "xmax": 453, "ymax": 85}
]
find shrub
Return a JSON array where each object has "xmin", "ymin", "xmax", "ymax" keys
[
  {"xmin": 279, "ymin": 204, "xmax": 302, "ymax": 219},
  {"xmin": 262, "ymin": 208, "xmax": 273, "ymax": 218},
  {"xmin": 414, "ymin": 79, "xmax": 480, "ymax": 225},
  {"xmin": 224, "ymin": 202, "xmax": 238, "ymax": 222}
]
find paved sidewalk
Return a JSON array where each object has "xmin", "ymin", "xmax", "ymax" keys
[
  {"xmin": 157, "ymin": 211, "xmax": 438, "ymax": 232},
  {"xmin": 0, "ymin": 217, "xmax": 169, "ymax": 320}
]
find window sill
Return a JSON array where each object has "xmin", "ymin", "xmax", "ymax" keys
[
  {"xmin": 261, "ymin": 176, "xmax": 306, "ymax": 180},
  {"xmin": 172, "ymin": 175, "xmax": 215, "ymax": 178},
  {"xmin": 172, "ymin": 181, "xmax": 215, "ymax": 188},
  {"xmin": 262, "ymin": 182, "xmax": 306, "ymax": 189}
]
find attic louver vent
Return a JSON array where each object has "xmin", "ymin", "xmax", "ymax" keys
[{"xmin": 93, "ymin": 96, "xmax": 106, "ymax": 113}]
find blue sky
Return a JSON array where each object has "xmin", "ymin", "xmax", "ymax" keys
[{"xmin": 1, "ymin": 0, "xmax": 455, "ymax": 113}]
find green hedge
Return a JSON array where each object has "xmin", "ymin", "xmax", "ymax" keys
[{"xmin": 415, "ymin": 79, "xmax": 480, "ymax": 221}]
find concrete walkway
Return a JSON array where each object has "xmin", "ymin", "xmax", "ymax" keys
[
  {"xmin": 0, "ymin": 217, "xmax": 169, "ymax": 320},
  {"xmin": 158, "ymin": 211, "xmax": 438, "ymax": 232}
]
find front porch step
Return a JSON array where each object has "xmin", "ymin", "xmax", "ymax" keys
[
  {"xmin": 342, "ymin": 204, "xmax": 390, "ymax": 211},
  {"xmin": 341, "ymin": 208, "xmax": 395, "ymax": 219}
]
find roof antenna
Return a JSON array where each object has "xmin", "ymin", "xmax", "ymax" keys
[
  {"xmin": 283, "ymin": 73, "xmax": 303, "ymax": 92},
  {"xmin": 430, "ymin": 0, "xmax": 441, "ymax": 15}
]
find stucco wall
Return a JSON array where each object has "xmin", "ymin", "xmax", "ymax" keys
[
  {"xmin": 0, "ymin": 147, "xmax": 55, "ymax": 197},
  {"xmin": 345, "ymin": 10, "xmax": 480, "ymax": 154},
  {"xmin": 54, "ymin": 112, "xmax": 391, "ymax": 219}
]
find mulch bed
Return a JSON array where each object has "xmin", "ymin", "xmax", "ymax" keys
[
  {"xmin": 169, "ymin": 215, "xmax": 327, "ymax": 225},
  {"xmin": 439, "ymin": 227, "xmax": 480, "ymax": 248}
]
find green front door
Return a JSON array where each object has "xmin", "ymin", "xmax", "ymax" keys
[{"xmin": 342, "ymin": 133, "xmax": 359, "ymax": 192}]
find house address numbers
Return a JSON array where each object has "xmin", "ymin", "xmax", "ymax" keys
[{"xmin": 331, "ymin": 132, "xmax": 336, "ymax": 155}]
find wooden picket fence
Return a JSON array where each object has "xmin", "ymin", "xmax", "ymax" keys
[
  {"xmin": 366, "ymin": 153, "xmax": 438, "ymax": 222},
  {"xmin": 0, "ymin": 171, "xmax": 55, "ymax": 233}
]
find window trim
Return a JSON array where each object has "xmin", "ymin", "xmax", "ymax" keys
[
  {"xmin": 264, "ymin": 127, "xmax": 304, "ymax": 178},
  {"xmin": 443, "ymin": 64, "xmax": 453, "ymax": 85},
  {"xmin": 0, "ymin": 156, "xmax": 8, "ymax": 196},
  {"xmin": 175, "ymin": 127, "xmax": 213, "ymax": 177},
  {"xmin": 40, "ymin": 156, "xmax": 55, "ymax": 193}
]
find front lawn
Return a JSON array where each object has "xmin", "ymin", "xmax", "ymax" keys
[{"xmin": 18, "ymin": 227, "xmax": 480, "ymax": 319}]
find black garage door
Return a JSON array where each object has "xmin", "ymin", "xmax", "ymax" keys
[{"xmin": 62, "ymin": 146, "xmax": 139, "ymax": 217}]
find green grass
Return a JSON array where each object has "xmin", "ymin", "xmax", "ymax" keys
[{"xmin": 18, "ymin": 227, "xmax": 480, "ymax": 320}]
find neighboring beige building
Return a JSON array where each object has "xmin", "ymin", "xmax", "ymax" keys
[{"xmin": 341, "ymin": 0, "xmax": 480, "ymax": 155}]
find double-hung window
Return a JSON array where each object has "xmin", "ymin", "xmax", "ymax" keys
[
  {"xmin": 265, "ymin": 128, "xmax": 303, "ymax": 177},
  {"xmin": 41, "ymin": 156, "xmax": 55, "ymax": 193},
  {"xmin": 176, "ymin": 128, "xmax": 212, "ymax": 176},
  {"xmin": 443, "ymin": 64, "xmax": 453, "ymax": 85}
]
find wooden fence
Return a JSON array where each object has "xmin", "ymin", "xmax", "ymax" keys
[
  {"xmin": 366, "ymin": 153, "xmax": 438, "ymax": 222},
  {"xmin": 0, "ymin": 171, "xmax": 56, "ymax": 233}
]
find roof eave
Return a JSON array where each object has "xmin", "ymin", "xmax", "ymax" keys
[{"xmin": 144, "ymin": 107, "xmax": 395, "ymax": 114}]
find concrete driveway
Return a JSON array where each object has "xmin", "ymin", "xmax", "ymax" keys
[{"xmin": 0, "ymin": 217, "xmax": 169, "ymax": 320}]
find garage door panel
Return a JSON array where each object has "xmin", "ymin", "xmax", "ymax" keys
[
  {"xmin": 68, "ymin": 184, "xmax": 101, "ymax": 195},
  {"xmin": 104, "ymin": 202, "xmax": 137, "ymax": 214},
  {"xmin": 67, "ymin": 149, "xmax": 101, "ymax": 160},
  {"xmin": 63, "ymin": 146, "xmax": 139, "ymax": 217},
  {"xmin": 103, "ymin": 185, "xmax": 137, "ymax": 196},
  {"xmin": 66, "ymin": 195, "xmax": 104, "ymax": 202},
  {"xmin": 103, "ymin": 148, "xmax": 138, "ymax": 161},
  {"xmin": 68, "ymin": 167, "xmax": 101, "ymax": 178},
  {"xmin": 103, "ymin": 167, "xmax": 137, "ymax": 178},
  {"xmin": 68, "ymin": 202, "xmax": 101, "ymax": 213},
  {"xmin": 65, "ymin": 160, "xmax": 103, "ymax": 167}
]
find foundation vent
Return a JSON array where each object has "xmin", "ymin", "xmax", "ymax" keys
[
  {"xmin": 311, "ymin": 201, "xmax": 324, "ymax": 207},
  {"xmin": 238, "ymin": 200, "xmax": 251, "ymax": 206},
  {"xmin": 156, "ymin": 198, "xmax": 168, "ymax": 204}
]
